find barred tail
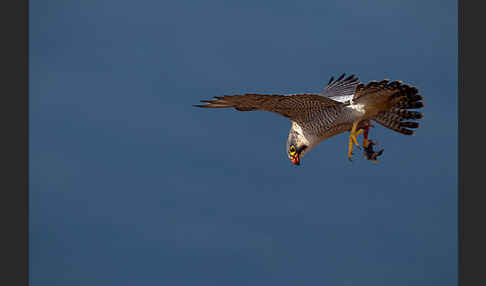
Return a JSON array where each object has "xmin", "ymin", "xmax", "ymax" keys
[{"xmin": 373, "ymin": 85, "xmax": 425, "ymax": 136}]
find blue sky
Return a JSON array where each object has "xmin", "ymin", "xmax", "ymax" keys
[{"xmin": 30, "ymin": 1, "xmax": 457, "ymax": 285}]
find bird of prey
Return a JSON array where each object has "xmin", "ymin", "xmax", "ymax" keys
[{"xmin": 194, "ymin": 74, "xmax": 424, "ymax": 166}]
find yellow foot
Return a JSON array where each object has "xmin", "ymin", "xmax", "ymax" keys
[{"xmin": 347, "ymin": 121, "xmax": 361, "ymax": 161}]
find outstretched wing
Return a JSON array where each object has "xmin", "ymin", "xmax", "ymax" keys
[
  {"xmin": 194, "ymin": 93, "xmax": 342, "ymax": 121},
  {"xmin": 320, "ymin": 73, "xmax": 360, "ymax": 103}
]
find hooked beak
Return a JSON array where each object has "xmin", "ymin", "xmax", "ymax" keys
[{"xmin": 290, "ymin": 154, "xmax": 300, "ymax": 166}]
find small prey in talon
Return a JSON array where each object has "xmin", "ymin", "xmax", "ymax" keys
[
  {"xmin": 347, "ymin": 121, "xmax": 384, "ymax": 163},
  {"xmin": 363, "ymin": 140, "xmax": 384, "ymax": 163},
  {"xmin": 360, "ymin": 123, "xmax": 384, "ymax": 163}
]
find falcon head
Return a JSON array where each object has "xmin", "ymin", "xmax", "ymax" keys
[{"xmin": 286, "ymin": 127, "xmax": 310, "ymax": 166}]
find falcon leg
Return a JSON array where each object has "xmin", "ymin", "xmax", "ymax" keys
[
  {"xmin": 347, "ymin": 121, "xmax": 361, "ymax": 161},
  {"xmin": 353, "ymin": 129, "xmax": 363, "ymax": 147}
]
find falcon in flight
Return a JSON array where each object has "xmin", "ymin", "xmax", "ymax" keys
[{"xmin": 194, "ymin": 74, "xmax": 424, "ymax": 166}]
